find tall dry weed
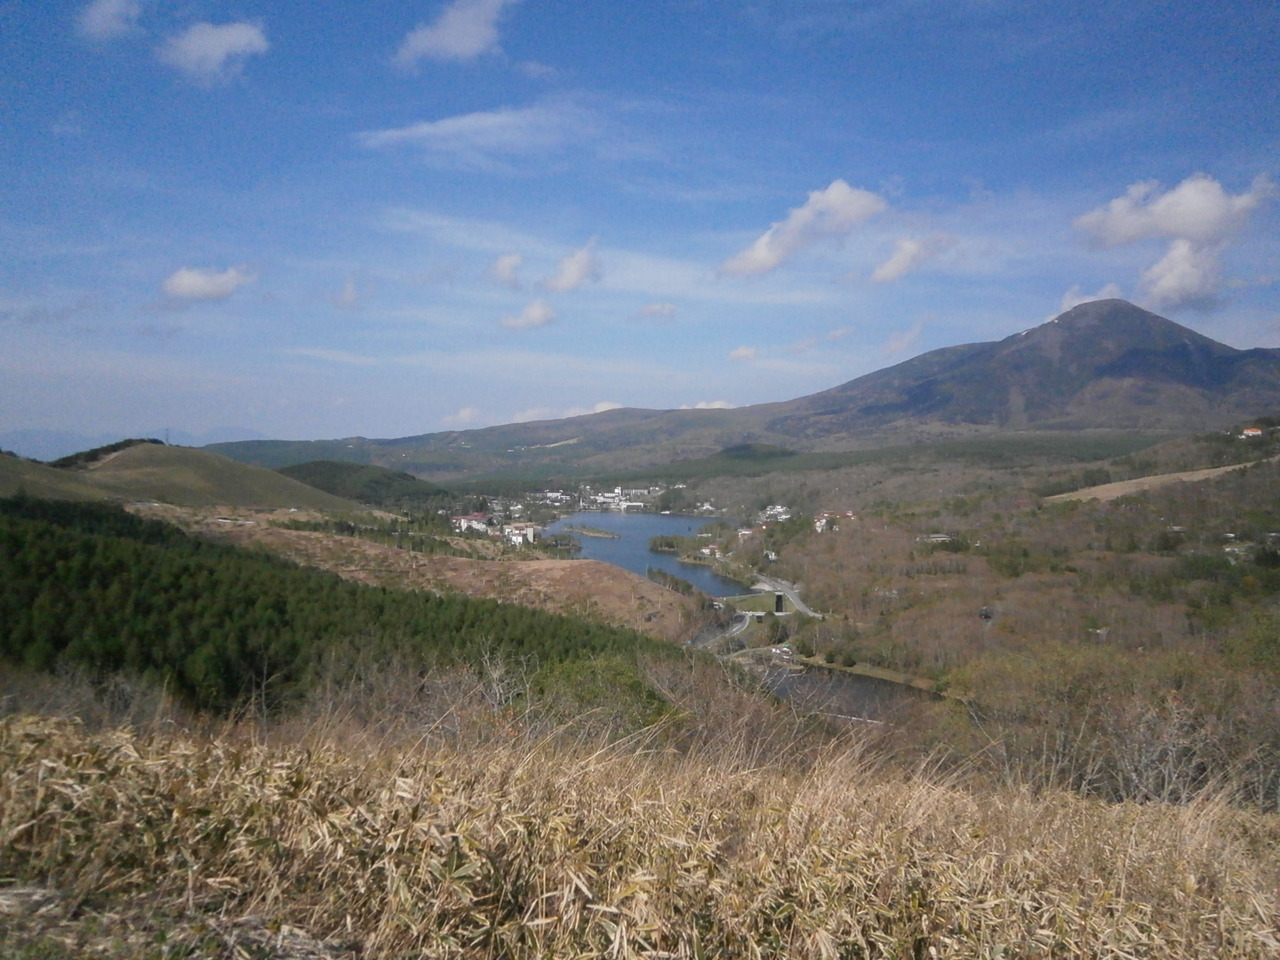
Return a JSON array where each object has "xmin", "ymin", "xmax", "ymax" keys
[{"xmin": 3, "ymin": 709, "xmax": 1278, "ymax": 959}]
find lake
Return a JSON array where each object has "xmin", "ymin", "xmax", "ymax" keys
[{"xmin": 544, "ymin": 511, "xmax": 748, "ymax": 597}]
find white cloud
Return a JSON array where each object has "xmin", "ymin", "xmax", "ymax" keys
[
  {"xmin": 1058, "ymin": 282, "xmax": 1124, "ymax": 314},
  {"xmin": 870, "ymin": 233, "xmax": 955, "ymax": 283},
  {"xmin": 501, "ymin": 299, "xmax": 555, "ymax": 330},
  {"xmin": 358, "ymin": 99, "xmax": 594, "ymax": 172},
  {"xmin": 562, "ymin": 400, "xmax": 624, "ymax": 418},
  {"xmin": 394, "ymin": 0, "xmax": 517, "ymax": 68},
  {"xmin": 161, "ymin": 266, "xmax": 253, "ymax": 301},
  {"xmin": 637, "ymin": 302, "xmax": 677, "ymax": 320},
  {"xmin": 489, "ymin": 252, "xmax": 524, "ymax": 289},
  {"xmin": 1074, "ymin": 173, "xmax": 1273, "ymax": 309},
  {"xmin": 77, "ymin": 0, "xmax": 143, "ymax": 41},
  {"xmin": 1139, "ymin": 239, "xmax": 1223, "ymax": 309},
  {"xmin": 680, "ymin": 400, "xmax": 734, "ymax": 410},
  {"xmin": 157, "ymin": 22, "xmax": 269, "ymax": 85},
  {"xmin": 1075, "ymin": 173, "xmax": 1271, "ymax": 246},
  {"xmin": 544, "ymin": 239, "xmax": 601, "ymax": 293},
  {"xmin": 442, "ymin": 406, "xmax": 484, "ymax": 427},
  {"xmin": 721, "ymin": 179, "xmax": 887, "ymax": 276},
  {"xmin": 729, "ymin": 345, "xmax": 757, "ymax": 361}
]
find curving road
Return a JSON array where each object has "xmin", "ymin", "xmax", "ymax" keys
[{"xmin": 753, "ymin": 575, "xmax": 822, "ymax": 619}]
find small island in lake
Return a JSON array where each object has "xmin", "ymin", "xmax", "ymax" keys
[{"xmin": 563, "ymin": 523, "xmax": 621, "ymax": 539}]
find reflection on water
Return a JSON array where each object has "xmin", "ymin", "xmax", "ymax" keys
[{"xmin": 762, "ymin": 666, "xmax": 931, "ymax": 722}]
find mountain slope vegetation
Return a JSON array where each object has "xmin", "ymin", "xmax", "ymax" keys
[
  {"xmin": 0, "ymin": 495, "xmax": 679, "ymax": 713},
  {"xmin": 277, "ymin": 459, "xmax": 451, "ymax": 509}
]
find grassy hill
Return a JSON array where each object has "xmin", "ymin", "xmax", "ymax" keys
[
  {"xmin": 0, "ymin": 453, "xmax": 114, "ymax": 501},
  {"xmin": 1, "ymin": 443, "xmax": 365, "ymax": 510}
]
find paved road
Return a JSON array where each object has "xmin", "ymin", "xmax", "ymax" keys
[{"xmin": 753, "ymin": 575, "xmax": 822, "ymax": 619}]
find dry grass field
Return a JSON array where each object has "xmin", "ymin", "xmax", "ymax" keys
[{"xmin": 2, "ymin": 696, "xmax": 1278, "ymax": 959}]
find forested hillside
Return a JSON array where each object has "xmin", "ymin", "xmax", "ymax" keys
[
  {"xmin": 277, "ymin": 459, "xmax": 452, "ymax": 510},
  {"xmin": 0, "ymin": 495, "xmax": 678, "ymax": 713}
]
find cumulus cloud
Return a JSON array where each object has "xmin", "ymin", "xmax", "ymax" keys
[
  {"xmin": 77, "ymin": 0, "xmax": 143, "ymax": 41},
  {"xmin": 500, "ymin": 299, "xmax": 555, "ymax": 330},
  {"xmin": 563, "ymin": 400, "xmax": 623, "ymax": 418},
  {"xmin": 680, "ymin": 400, "xmax": 734, "ymax": 410},
  {"xmin": 637, "ymin": 302, "xmax": 677, "ymax": 320},
  {"xmin": 157, "ymin": 22, "xmax": 268, "ymax": 85},
  {"xmin": 161, "ymin": 266, "xmax": 253, "ymax": 301},
  {"xmin": 544, "ymin": 240, "xmax": 601, "ymax": 293},
  {"xmin": 729, "ymin": 345, "xmax": 757, "ymax": 361},
  {"xmin": 721, "ymin": 179, "xmax": 887, "ymax": 276},
  {"xmin": 489, "ymin": 253, "xmax": 524, "ymax": 289},
  {"xmin": 1075, "ymin": 174, "xmax": 1271, "ymax": 246},
  {"xmin": 358, "ymin": 99, "xmax": 593, "ymax": 172},
  {"xmin": 394, "ymin": 0, "xmax": 517, "ymax": 67},
  {"xmin": 870, "ymin": 233, "xmax": 954, "ymax": 283},
  {"xmin": 1140, "ymin": 239, "xmax": 1224, "ymax": 309},
  {"xmin": 1075, "ymin": 173, "xmax": 1274, "ymax": 309}
]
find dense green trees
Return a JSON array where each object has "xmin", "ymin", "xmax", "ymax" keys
[{"xmin": 0, "ymin": 495, "xmax": 673, "ymax": 713}]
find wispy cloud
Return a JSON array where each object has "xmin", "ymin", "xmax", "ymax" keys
[
  {"xmin": 1075, "ymin": 173, "xmax": 1274, "ymax": 309},
  {"xmin": 729, "ymin": 345, "xmax": 757, "ymax": 361},
  {"xmin": 77, "ymin": 0, "xmax": 143, "ymax": 41},
  {"xmin": 157, "ymin": 21, "xmax": 269, "ymax": 85},
  {"xmin": 870, "ymin": 233, "xmax": 955, "ymax": 283},
  {"xmin": 357, "ymin": 98, "xmax": 597, "ymax": 172},
  {"xmin": 330, "ymin": 276, "xmax": 362, "ymax": 310},
  {"xmin": 637, "ymin": 302, "xmax": 677, "ymax": 320},
  {"xmin": 489, "ymin": 252, "xmax": 524, "ymax": 289},
  {"xmin": 285, "ymin": 347, "xmax": 379, "ymax": 366},
  {"xmin": 1057, "ymin": 282, "xmax": 1124, "ymax": 315},
  {"xmin": 161, "ymin": 266, "xmax": 254, "ymax": 301},
  {"xmin": 500, "ymin": 298, "xmax": 555, "ymax": 330},
  {"xmin": 544, "ymin": 239, "xmax": 601, "ymax": 293},
  {"xmin": 882, "ymin": 319, "xmax": 924, "ymax": 357},
  {"xmin": 394, "ymin": 0, "xmax": 518, "ymax": 68},
  {"xmin": 442, "ymin": 406, "xmax": 484, "ymax": 427},
  {"xmin": 721, "ymin": 180, "xmax": 887, "ymax": 276}
]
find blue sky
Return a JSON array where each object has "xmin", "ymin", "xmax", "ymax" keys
[{"xmin": 2, "ymin": 1, "xmax": 1278, "ymax": 457}]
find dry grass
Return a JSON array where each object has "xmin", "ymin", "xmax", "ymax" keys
[{"xmin": 3, "ymin": 707, "xmax": 1279, "ymax": 959}]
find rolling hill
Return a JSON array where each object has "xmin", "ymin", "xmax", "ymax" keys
[
  {"xmin": 1, "ymin": 443, "xmax": 364, "ymax": 511},
  {"xmin": 207, "ymin": 300, "xmax": 1280, "ymax": 481}
]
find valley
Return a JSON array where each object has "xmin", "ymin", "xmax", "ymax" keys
[{"xmin": 4, "ymin": 300, "xmax": 1280, "ymax": 958}]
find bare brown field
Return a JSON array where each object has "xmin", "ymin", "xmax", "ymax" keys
[
  {"xmin": 1045, "ymin": 455, "xmax": 1280, "ymax": 503},
  {"xmin": 202, "ymin": 521, "xmax": 703, "ymax": 644}
]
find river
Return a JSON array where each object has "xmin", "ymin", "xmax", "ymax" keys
[{"xmin": 544, "ymin": 511, "xmax": 748, "ymax": 597}]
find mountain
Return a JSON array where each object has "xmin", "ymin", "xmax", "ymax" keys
[
  {"xmin": 764, "ymin": 299, "xmax": 1280, "ymax": 439},
  {"xmin": 1, "ymin": 443, "xmax": 364, "ymax": 511},
  {"xmin": 208, "ymin": 301, "xmax": 1280, "ymax": 480}
]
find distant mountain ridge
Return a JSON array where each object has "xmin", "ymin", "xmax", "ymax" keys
[{"xmin": 209, "ymin": 300, "xmax": 1280, "ymax": 479}]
